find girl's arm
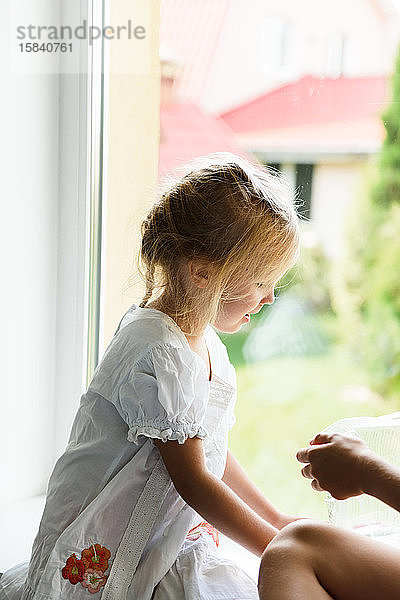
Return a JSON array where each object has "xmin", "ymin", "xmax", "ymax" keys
[
  {"xmin": 154, "ymin": 437, "xmax": 277, "ymax": 556},
  {"xmin": 222, "ymin": 449, "xmax": 298, "ymax": 529}
]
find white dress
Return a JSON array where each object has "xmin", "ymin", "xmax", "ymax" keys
[{"xmin": 0, "ymin": 304, "xmax": 258, "ymax": 600}]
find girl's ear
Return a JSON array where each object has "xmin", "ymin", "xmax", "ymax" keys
[{"xmin": 188, "ymin": 258, "xmax": 212, "ymax": 289}]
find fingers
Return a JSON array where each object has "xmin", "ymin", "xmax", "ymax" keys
[
  {"xmin": 298, "ymin": 433, "xmax": 338, "ymax": 494},
  {"xmin": 310, "ymin": 432, "xmax": 334, "ymax": 445},
  {"xmin": 296, "ymin": 447, "xmax": 310, "ymax": 463},
  {"xmin": 298, "ymin": 433, "xmax": 335, "ymax": 462},
  {"xmin": 301, "ymin": 464, "xmax": 313, "ymax": 480},
  {"xmin": 301, "ymin": 462, "xmax": 325, "ymax": 492},
  {"xmin": 311, "ymin": 479, "xmax": 324, "ymax": 492}
]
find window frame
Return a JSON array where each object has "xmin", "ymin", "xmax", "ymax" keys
[{"xmin": 53, "ymin": 0, "xmax": 107, "ymax": 459}]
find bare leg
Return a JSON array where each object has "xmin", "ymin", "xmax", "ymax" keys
[{"xmin": 258, "ymin": 520, "xmax": 400, "ymax": 600}]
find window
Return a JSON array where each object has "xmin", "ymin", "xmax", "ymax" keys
[
  {"xmin": 325, "ymin": 32, "xmax": 346, "ymax": 78},
  {"xmin": 2, "ymin": 0, "xmax": 160, "ymax": 571},
  {"xmin": 264, "ymin": 17, "xmax": 289, "ymax": 69},
  {"xmin": 0, "ymin": 0, "xmax": 105, "ymax": 570},
  {"xmin": 267, "ymin": 162, "xmax": 282, "ymax": 174}
]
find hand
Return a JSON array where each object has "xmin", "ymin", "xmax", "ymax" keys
[{"xmin": 296, "ymin": 433, "xmax": 374, "ymax": 500}]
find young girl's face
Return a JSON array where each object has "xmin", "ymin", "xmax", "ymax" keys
[{"xmin": 213, "ymin": 274, "xmax": 276, "ymax": 334}]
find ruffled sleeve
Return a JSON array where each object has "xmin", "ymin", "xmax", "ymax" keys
[{"xmin": 118, "ymin": 343, "xmax": 209, "ymax": 445}]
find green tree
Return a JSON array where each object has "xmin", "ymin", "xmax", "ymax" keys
[
  {"xmin": 333, "ymin": 46, "xmax": 400, "ymax": 400},
  {"xmin": 373, "ymin": 48, "xmax": 400, "ymax": 207}
]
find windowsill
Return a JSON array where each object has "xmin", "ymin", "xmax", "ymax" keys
[{"xmin": 0, "ymin": 496, "xmax": 46, "ymax": 573}]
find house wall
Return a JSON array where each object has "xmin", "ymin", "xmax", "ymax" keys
[
  {"xmin": 101, "ymin": 0, "xmax": 161, "ymax": 351},
  {"xmin": 311, "ymin": 161, "xmax": 366, "ymax": 258},
  {"xmin": 198, "ymin": 0, "xmax": 400, "ymax": 113}
]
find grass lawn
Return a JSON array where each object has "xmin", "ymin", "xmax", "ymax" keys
[{"xmin": 225, "ymin": 345, "xmax": 399, "ymax": 520}]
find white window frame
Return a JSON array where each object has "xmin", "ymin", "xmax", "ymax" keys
[
  {"xmin": 1, "ymin": 0, "xmax": 107, "ymax": 571},
  {"xmin": 54, "ymin": 0, "xmax": 107, "ymax": 459}
]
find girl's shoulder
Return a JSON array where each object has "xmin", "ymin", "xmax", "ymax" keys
[
  {"xmin": 114, "ymin": 303, "xmax": 186, "ymax": 352},
  {"xmin": 88, "ymin": 305, "xmax": 196, "ymax": 399},
  {"xmin": 102, "ymin": 304, "xmax": 190, "ymax": 367},
  {"xmin": 88, "ymin": 304, "xmax": 235, "ymax": 400},
  {"xmin": 114, "ymin": 305, "xmax": 230, "ymax": 367}
]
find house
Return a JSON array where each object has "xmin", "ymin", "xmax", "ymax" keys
[
  {"xmin": 220, "ymin": 74, "xmax": 389, "ymax": 256},
  {"xmin": 160, "ymin": 0, "xmax": 400, "ymax": 256},
  {"xmin": 158, "ymin": 51, "xmax": 256, "ymax": 177},
  {"xmin": 161, "ymin": 0, "xmax": 400, "ymax": 114}
]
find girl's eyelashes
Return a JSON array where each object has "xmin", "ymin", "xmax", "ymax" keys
[{"xmin": 255, "ymin": 282, "xmax": 265, "ymax": 288}]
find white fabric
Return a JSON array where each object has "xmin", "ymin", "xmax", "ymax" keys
[
  {"xmin": 0, "ymin": 304, "xmax": 257, "ymax": 600},
  {"xmin": 121, "ymin": 344, "xmax": 209, "ymax": 444},
  {"xmin": 102, "ymin": 456, "xmax": 171, "ymax": 600},
  {"xmin": 152, "ymin": 535, "xmax": 258, "ymax": 600}
]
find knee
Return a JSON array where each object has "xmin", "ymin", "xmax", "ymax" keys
[
  {"xmin": 258, "ymin": 521, "xmax": 332, "ymax": 598},
  {"xmin": 258, "ymin": 522, "xmax": 314, "ymax": 597},
  {"xmin": 260, "ymin": 519, "xmax": 331, "ymax": 571},
  {"xmin": 278, "ymin": 519, "xmax": 333, "ymax": 546}
]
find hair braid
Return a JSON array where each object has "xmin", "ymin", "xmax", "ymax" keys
[{"xmin": 139, "ymin": 262, "xmax": 155, "ymax": 307}]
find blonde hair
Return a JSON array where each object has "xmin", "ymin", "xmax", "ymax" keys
[{"xmin": 137, "ymin": 153, "xmax": 300, "ymax": 336}]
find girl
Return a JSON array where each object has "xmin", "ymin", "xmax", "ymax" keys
[{"xmin": 0, "ymin": 153, "xmax": 300, "ymax": 600}]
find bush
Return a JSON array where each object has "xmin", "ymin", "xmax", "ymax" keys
[
  {"xmin": 362, "ymin": 203, "xmax": 400, "ymax": 396},
  {"xmin": 331, "ymin": 46, "xmax": 400, "ymax": 400},
  {"xmin": 278, "ymin": 229, "xmax": 333, "ymax": 314}
]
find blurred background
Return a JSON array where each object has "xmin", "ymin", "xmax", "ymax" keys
[
  {"xmin": 157, "ymin": 0, "xmax": 400, "ymax": 518},
  {"xmin": 2, "ymin": 0, "xmax": 400, "ymax": 571}
]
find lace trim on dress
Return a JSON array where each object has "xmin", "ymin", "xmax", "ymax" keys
[
  {"xmin": 127, "ymin": 421, "xmax": 207, "ymax": 445},
  {"xmin": 102, "ymin": 456, "xmax": 171, "ymax": 600}
]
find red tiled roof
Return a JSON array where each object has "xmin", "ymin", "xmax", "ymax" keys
[
  {"xmin": 221, "ymin": 75, "xmax": 389, "ymax": 133},
  {"xmin": 159, "ymin": 102, "xmax": 255, "ymax": 177}
]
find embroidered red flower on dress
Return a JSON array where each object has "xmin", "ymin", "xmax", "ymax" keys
[
  {"xmin": 81, "ymin": 568, "xmax": 108, "ymax": 594},
  {"xmin": 61, "ymin": 542, "xmax": 111, "ymax": 594},
  {"xmin": 81, "ymin": 543, "xmax": 111, "ymax": 572},
  {"xmin": 61, "ymin": 553, "xmax": 85, "ymax": 584},
  {"xmin": 187, "ymin": 521, "xmax": 220, "ymax": 547}
]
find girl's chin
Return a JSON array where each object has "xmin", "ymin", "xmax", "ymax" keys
[{"xmin": 214, "ymin": 316, "xmax": 249, "ymax": 333}]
